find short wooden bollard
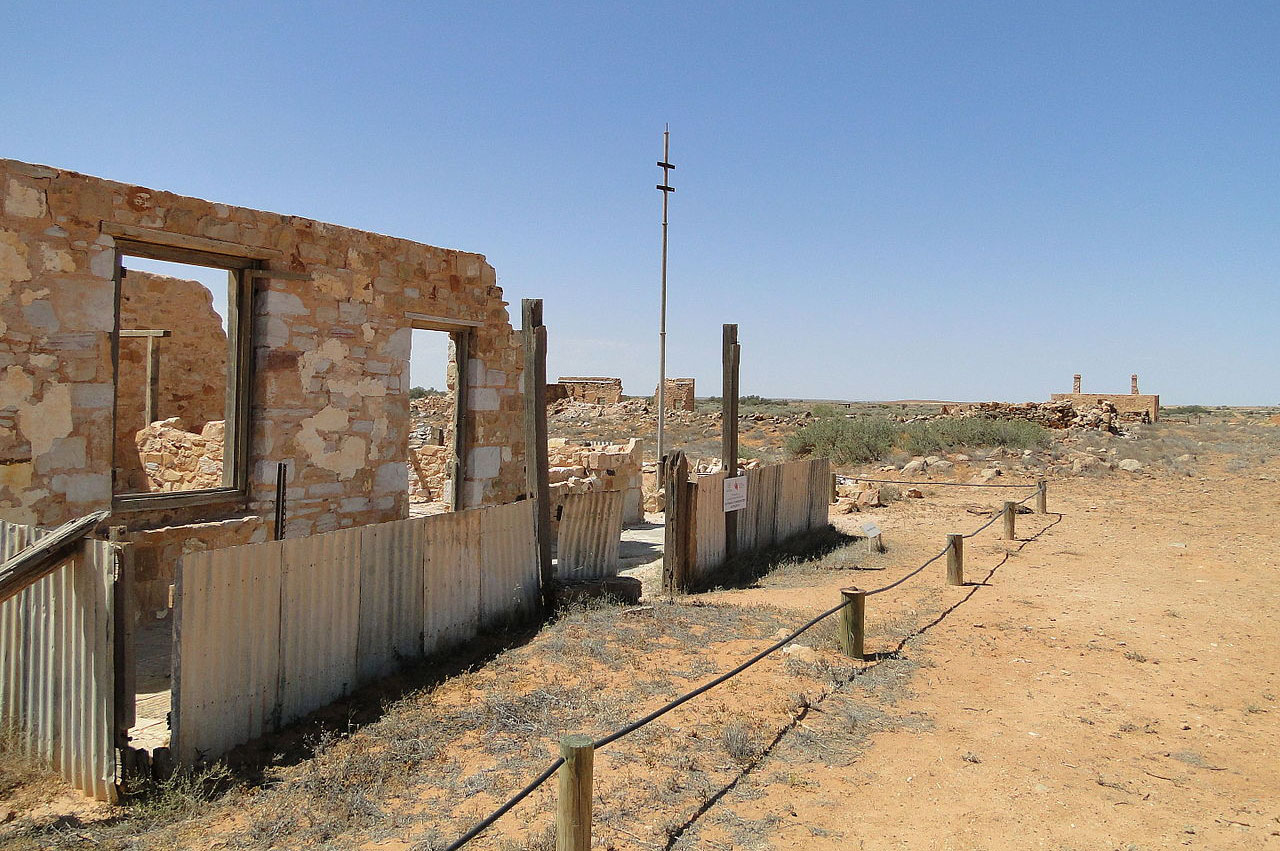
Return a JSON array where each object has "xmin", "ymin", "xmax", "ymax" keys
[
  {"xmin": 839, "ymin": 587, "xmax": 866, "ymax": 660},
  {"xmin": 946, "ymin": 534, "xmax": 964, "ymax": 586},
  {"xmin": 557, "ymin": 734, "xmax": 594, "ymax": 851},
  {"xmin": 1002, "ymin": 501, "xmax": 1017, "ymax": 540},
  {"xmin": 1035, "ymin": 479, "xmax": 1048, "ymax": 514}
]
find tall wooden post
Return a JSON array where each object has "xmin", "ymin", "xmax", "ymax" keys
[
  {"xmin": 110, "ymin": 526, "xmax": 135, "ymax": 749},
  {"xmin": 721, "ymin": 324, "xmax": 740, "ymax": 559},
  {"xmin": 557, "ymin": 734, "xmax": 594, "ymax": 851},
  {"xmin": 1003, "ymin": 501, "xmax": 1017, "ymax": 540},
  {"xmin": 839, "ymin": 587, "xmax": 866, "ymax": 660},
  {"xmin": 1035, "ymin": 479, "xmax": 1048, "ymax": 514},
  {"xmin": 662, "ymin": 451, "xmax": 690, "ymax": 593},
  {"xmin": 946, "ymin": 534, "xmax": 964, "ymax": 586},
  {"xmin": 522, "ymin": 299, "xmax": 554, "ymax": 608}
]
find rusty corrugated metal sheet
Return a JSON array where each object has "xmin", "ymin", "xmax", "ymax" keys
[
  {"xmin": 0, "ymin": 521, "xmax": 116, "ymax": 802},
  {"xmin": 690, "ymin": 472, "xmax": 727, "ymax": 581},
  {"xmin": 174, "ymin": 502, "xmax": 540, "ymax": 762},
  {"xmin": 558, "ymin": 491, "xmax": 623, "ymax": 580}
]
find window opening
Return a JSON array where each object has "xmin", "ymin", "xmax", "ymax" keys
[{"xmin": 113, "ymin": 254, "xmax": 241, "ymax": 497}]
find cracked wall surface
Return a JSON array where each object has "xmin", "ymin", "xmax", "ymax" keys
[{"xmin": 0, "ymin": 158, "xmax": 526, "ymax": 535}]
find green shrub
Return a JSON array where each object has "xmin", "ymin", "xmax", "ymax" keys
[{"xmin": 786, "ymin": 416, "xmax": 1050, "ymax": 463}]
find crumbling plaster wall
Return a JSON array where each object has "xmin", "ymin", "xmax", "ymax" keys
[{"xmin": 0, "ymin": 158, "xmax": 526, "ymax": 535}]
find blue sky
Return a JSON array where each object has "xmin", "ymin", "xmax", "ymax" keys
[{"xmin": 3, "ymin": 2, "xmax": 1276, "ymax": 404}]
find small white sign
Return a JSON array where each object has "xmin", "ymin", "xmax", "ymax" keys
[
  {"xmin": 860, "ymin": 521, "xmax": 882, "ymax": 538},
  {"xmin": 723, "ymin": 476, "xmax": 748, "ymax": 512}
]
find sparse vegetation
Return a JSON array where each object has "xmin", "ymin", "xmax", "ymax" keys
[{"xmin": 786, "ymin": 415, "xmax": 1050, "ymax": 464}]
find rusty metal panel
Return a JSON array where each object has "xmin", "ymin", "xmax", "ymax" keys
[
  {"xmin": 558, "ymin": 491, "xmax": 623, "ymax": 581},
  {"xmin": 478, "ymin": 500, "xmax": 539, "ymax": 622},
  {"xmin": 357, "ymin": 518, "xmax": 426, "ymax": 682},
  {"xmin": 278, "ymin": 526, "xmax": 362, "ymax": 726},
  {"xmin": 0, "ymin": 522, "xmax": 116, "ymax": 802},
  {"xmin": 173, "ymin": 540, "xmax": 284, "ymax": 764}
]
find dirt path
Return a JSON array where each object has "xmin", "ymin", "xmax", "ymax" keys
[{"xmin": 692, "ymin": 467, "xmax": 1280, "ymax": 849}]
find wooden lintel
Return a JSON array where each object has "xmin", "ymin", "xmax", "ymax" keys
[
  {"xmin": 102, "ymin": 222, "xmax": 279, "ymax": 260},
  {"xmin": 119, "ymin": 329, "xmax": 172, "ymax": 338},
  {"xmin": 404, "ymin": 311, "xmax": 485, "ymax": 330}
]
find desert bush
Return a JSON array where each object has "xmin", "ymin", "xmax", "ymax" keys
[{"xmin": 786, "ymin": 416, "xmax": 1049, "ymax": 463}]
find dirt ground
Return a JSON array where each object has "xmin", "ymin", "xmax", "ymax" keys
[{"xmin": 2, "ymin": 421, "xmax": 1278, "ymax": 850}]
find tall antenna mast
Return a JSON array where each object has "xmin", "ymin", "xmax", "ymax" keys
[{"xmin": 657, "ymin": 125, "xmax": 675, "ymax": 461}]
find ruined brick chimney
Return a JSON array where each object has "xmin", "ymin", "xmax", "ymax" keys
[
  {"xmin": 1131, "ymin": 374, "xmax": 1139, "ymax": 395},
  {"xmin": 1072, "ymin": 374, "xmax": 1082, "ymax": 394}
]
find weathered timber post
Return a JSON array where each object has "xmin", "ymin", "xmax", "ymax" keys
[
  {"xmin": 110, "ymin": 526, "xmax": 135, "ymax": 750},
  {"xmin": 1003, "ymin": 501, "xmax": 1017, "ymax": 540},
  {"xmin": 557, "ymin": 734, "xmax": 594, "ymax": 851},
  {"xmin": 829, "ymin": 472, "xmax": 838, "ymax": 504},
  {"xmin": 522, "ymin": 299, "xmax": 554, "ymax": 608},
  {"xmin": 946, "ymin": 533, "xmax": 964, "ymax": 586},
  {"xmin": 1035, "ymin": 479, "xmax": 1048, "ymax": 514},
  {"xmin": 839, "ymin": 587, "xmax": 866, "ymax": 660},
  {"xmin": 274, "ymin": 461, "xmax": 288, "ymax": 540},
  {"xmin": 722, "ymin": 324, "xmax": 740, "ymax": 559},
  {"xmin": 662, "ymin": 451, "xmax": 691, "ymax": 593}
]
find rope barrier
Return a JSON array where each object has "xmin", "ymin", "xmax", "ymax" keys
[
  {"xmin": 437, "ymin": 489, "xmax": 1050, "ymax": 848},
  {"xmin": 838, "ymin": 475, "xmax": 1033, "ymax": 488}
]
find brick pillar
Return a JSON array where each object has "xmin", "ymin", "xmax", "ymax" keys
[
  {"xmin": 1072, "ymin": 374, "xmax": 1082, "ymax": 394},
  {"xmin": 1131, "ymin": 374, "xmax": 1139, "ymax": 395}
]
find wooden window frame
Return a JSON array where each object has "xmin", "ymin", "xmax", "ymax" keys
[{"xmin": 108, "ymin": 229, "xmax": 259, "ymax": 512}]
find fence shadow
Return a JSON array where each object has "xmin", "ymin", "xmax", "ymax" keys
[{"xmin": 690, "ymin": 524, "xmax": 855, "ymax": 593}]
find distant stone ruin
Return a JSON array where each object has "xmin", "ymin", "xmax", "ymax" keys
[
  {"xmin": 548, "ymin": 376, "xmax": 623, "ymax": 405},
  {"xmin": 1051, "ymin": 373, "xmax": 1159, "ymax": 422},
  {"xmin": 656, "ymin": 378, "xmax": 695, "ymax": 411}
]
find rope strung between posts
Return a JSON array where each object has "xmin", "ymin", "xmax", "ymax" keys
[
  {"xmin": 838, "ymin": 475, "xmax": 1033, "ymax": 488},
  {"xmin": 437, "ymin": 488, "xmax": 1046, "ymax": 849}
]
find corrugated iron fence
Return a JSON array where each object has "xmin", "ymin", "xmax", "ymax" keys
[
  {"xmin": 683, "ymin": 458, "xmax": 830, "ymax": 587},
  {"xmin": 172, "ymin": 500, "xmax": 540, "ymax": 763},
  {"xmin": 0, "ymin": 520, "xmax": 117, "ymax": 802},
  {"xmin": 557, "ymin": 490, "xmax": 623, "ymax": 580}
]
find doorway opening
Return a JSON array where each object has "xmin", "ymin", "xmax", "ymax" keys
[{"xmin": 407, "ymin": 328, "xmax": 459, "ymax": 515}]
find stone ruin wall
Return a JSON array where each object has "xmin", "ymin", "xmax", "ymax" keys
[
  {"xmin": 0, "ymin": 158, "xmax": 527, "ymax": 551},
  {"xmin": 407, "ymin": 395, "xmax": 455, "ymax": 507},
  {"xmin": 1050, "ymin": 393, "xmax": 1159, "ymax": 422},
  {"xmin": 548, "ymin": 437, "xmax": 644, "ymax": 525},
  {"xmin": 656, "ymin": 377, "xmax": 695, "ymax": 411},
  {"xmin": 550, "ymin": 377, "xmax": 623, "ymax": 405},
  {"xmin": 114, "ymin": 270, "xmax": 229, "ymax": 492}
]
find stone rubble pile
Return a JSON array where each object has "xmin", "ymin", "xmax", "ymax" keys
[
  {"xmin": 133, "ymin": 418, "xmax": 224, "ymax": 492},
  {"xmin": 407, "ymin": 396, "xmax": 455, "ymax": 506},
  {"xmin": 937, "ymin": 400, "xmax": 1124, "ymax": 432},
  {"xmin": 548, "ymin": 438, "xmax": 644, "ymax": 524}
]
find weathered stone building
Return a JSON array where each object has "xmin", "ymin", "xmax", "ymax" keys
[
  {"xmin": 1, "ymin": 158, "xmax": 529, "ymax": 604},
  {"xmin": 548, "ymin": 376, "xmax": 623, "ymax": 405},
  {"xmin": 655, "ymin": 378, "xmax": 695, "ymax": 411},
  {"xmin": 1051, "ymin": 373, "xmax": 1159, "ymax": 422}
]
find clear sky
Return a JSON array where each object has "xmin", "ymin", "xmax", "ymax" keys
[{"xmin": 3, "ymin": 2, "xmax": 1276, "ymax": 404}]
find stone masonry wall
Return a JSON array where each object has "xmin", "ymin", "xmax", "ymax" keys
[
  {"xmin": 0, "ymin": 158, "xmax": 526, "ymax": 535},
  {"xmin": 1050, "ymin": 393, "xmax": 1159, "ymax": 422},
  {"xmin": 553, "ymin": 377, "xmax": 623, "ymax": 405},
  {"xmin": 114, "ymin": 270, "xmax": 228, "ymax": 492},
  {"xmin": 655, "ymin": 378, "xmax": 695, "ymax": 412},
  {"xmin": 547, "ymin": 437, "xmax": 643, "ymax": 525}
]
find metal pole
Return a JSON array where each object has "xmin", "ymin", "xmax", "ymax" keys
[{"xmin": 656, "ymin": 126, "xmax": 675, "ymax": 460}]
